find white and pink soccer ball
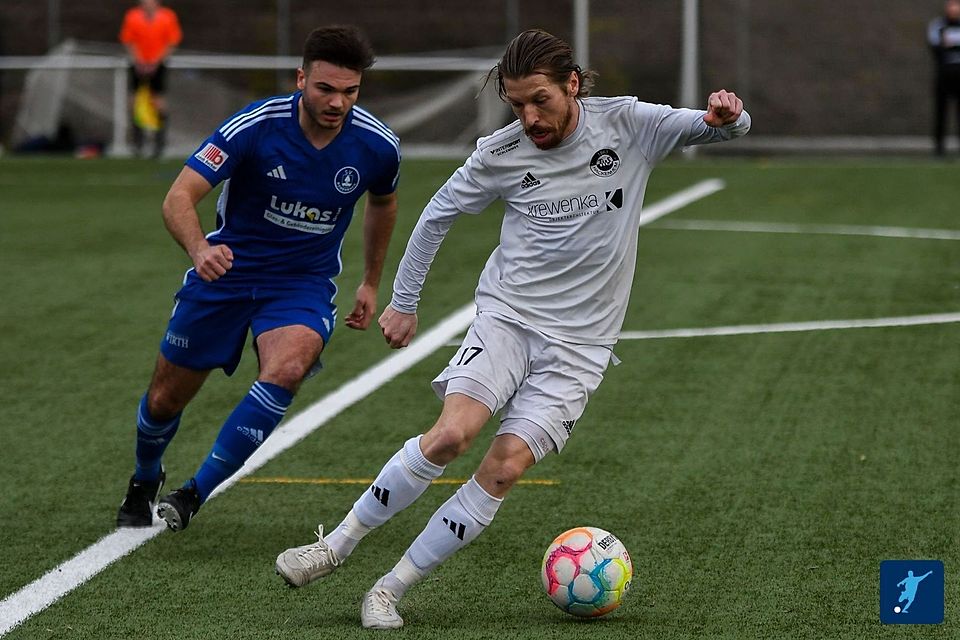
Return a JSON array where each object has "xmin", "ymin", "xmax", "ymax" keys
[{"xmin": 541, "ymin": 526, "xmax": 633, "ymax": 617}]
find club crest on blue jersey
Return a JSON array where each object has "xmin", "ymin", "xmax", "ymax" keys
[{"xmin": 334, "ymin": 166, "xmax": 361, "ymax": 194}]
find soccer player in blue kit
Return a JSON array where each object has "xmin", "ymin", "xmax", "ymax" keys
[{"xmin": 116, "ymin": 25, "xmax": 401, "ymax": 532}]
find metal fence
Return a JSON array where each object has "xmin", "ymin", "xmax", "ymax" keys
[{"xmin": 0, "ymin": 0, "xmax": 954, "ymax": 154}]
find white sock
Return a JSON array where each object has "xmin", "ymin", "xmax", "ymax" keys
[
  {"xmin": 405, "ymin": 476, "xmax": 503, "ymax": 576},
  {"xmin": 379, "ymin": 553, "xmax": 424, "ymax": 599},
  {"xmin": 351, "ymin": 435, "xmax": 444, "ymax": 528},
  {"xmin": 323, "ymin": 509, "xmax": 370, "ymax": 559}
]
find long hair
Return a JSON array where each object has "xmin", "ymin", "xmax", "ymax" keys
[
  {"xmin": 302, "ymin": 25, "xmax": 375, "ymax": 72},
  {"xmin": 493, "ymin": 29, "xmax": 597, "ymax": 99}
]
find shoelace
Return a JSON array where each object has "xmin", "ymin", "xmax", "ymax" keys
[
  {"xmin": 368, "ymin": 589, "xmax": 397, "ymax": 612},
  {"xmin": 297, "ymin": 526, "xmax": 339, "ymax": 568}
]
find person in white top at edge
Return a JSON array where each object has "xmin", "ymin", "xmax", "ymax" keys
[{"xmin": 275, "ymin": 28, "xmax": 751, "ymax": 629}]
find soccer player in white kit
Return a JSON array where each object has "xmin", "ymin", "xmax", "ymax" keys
[{"xmin": 275, "ymin": 29, "xmax": 751, "ymax": 629}]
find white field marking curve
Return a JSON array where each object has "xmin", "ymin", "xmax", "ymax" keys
[{"xmin": 0, "ymin": 179, "xmax": 728, "ymax": 636}]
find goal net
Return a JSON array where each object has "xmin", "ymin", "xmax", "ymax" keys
[{"xmin": 10, "ymin": 39, "xmax": 511, "ymax": 158}]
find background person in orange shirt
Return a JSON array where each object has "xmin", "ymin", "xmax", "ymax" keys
[{"xmin": 119, "ymin": 0, "xmax": 182, "ymax": 158}]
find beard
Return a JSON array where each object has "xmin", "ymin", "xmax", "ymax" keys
[
  {"xmin": 303, "ymin": 99, "xmax": 345, "ymax": 130},
  {"xmin": 525, "ymin": 102, "xmax": 573, "ymax": 150}
]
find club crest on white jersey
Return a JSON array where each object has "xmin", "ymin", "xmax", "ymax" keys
[{"xmin": 589, "ymin": 148, "xmax": 620, "ymax": 177}]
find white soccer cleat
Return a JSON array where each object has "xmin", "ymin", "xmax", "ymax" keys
[
  {"xmin": 275, "ymin": 525, "xmax": 341, "ymax": 588},
  {"xmin": 360, "ymin": 581, "xmax": 404, "ymax": 629}
]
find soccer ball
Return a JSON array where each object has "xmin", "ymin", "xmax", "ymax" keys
[{"xmin": 541, "ymin": 526, "xmax": 633, "ymax": 617}]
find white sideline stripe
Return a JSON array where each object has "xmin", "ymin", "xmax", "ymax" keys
[
  {"xmin": 619, "ymin": 312, "xmax": 960, "ymax": 340},
  {"xmin": 0, "ymin": 303, "xmax": 476, "ymax": 637},
  {"xmin": 655, "ymin": 219, "xmax": 960, "ymax": 241},
  {"xmin": 637, "ymin": 178, "xmax": 726, "ymax": 226}
]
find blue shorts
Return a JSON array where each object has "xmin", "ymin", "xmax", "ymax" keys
[{"xmin": 159, "ymin": 278, "xmax": 336, "ymax": 375}]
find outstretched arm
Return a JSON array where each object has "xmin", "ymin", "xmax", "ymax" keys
[
  {"xmin": 636, "ymin": 91, "xmax": 751, "ymax": 163},
  {"xmin": 345, "ymin": 191, "xmax": 398, "ymax": 330}
]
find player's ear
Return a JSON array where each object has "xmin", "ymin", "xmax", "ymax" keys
[
  {"xmin": 567, "ymin": 71, "xmax": 579, "ymax": 98},
  {"xmin": 296, "ymin": 68, "xmax": 306, "ymax": 90}
]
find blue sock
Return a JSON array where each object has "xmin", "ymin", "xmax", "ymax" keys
[
  {"xmin": 135, "ymin": 394, "xmax": 181, "ymax": 482},
  {"xmin": 192, "ymin": 381, "xmax": 292, "ymax": 502}
]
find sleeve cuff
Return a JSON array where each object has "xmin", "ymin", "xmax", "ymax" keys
[{"xmin": 389, "ymin": 296, "xmax": 418, "ymax": 314}]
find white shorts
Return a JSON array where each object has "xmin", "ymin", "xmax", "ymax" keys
[{"xmin": 432, "ymin": 312, "xmax": 613, "ymax": 459}]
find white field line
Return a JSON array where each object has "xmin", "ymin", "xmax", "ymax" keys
[
  {"xmin": 655, "ymin": 219, "xmax": 960, "ymax": 241},
  {"xmin": 0, "ymin": 303, "xmax": 476, "ymax": 637},
  {"xmin": 637, "ymin": 179, "xmax": 726, "ymax": 226},
  {"xmin": 619, "ymin": 312, "xmax": 960, "ymax": 340},
  {"xmin": 0, "ymin": 179, "xmax": 724, "ymax": 636}
]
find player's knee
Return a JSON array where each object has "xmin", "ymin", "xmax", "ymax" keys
[
  {"xmin": 422, "ymin": 425, "xmax": 474, "ymax": 463},
  {"xmin": 494, "ymin": 456, "xmax": 528, "ymax": 487},
  {"xmin": 476, "ymin": 456, "xmax": 528, "ymax": 496},
  {"xmin": 258, "ymin": 361, "xmax": 307, "ymax": 391},
  {"xmin": 145, "ymin": 386, "xmax": 185, "ymax": 421},
  {"xmin": 482, "ymin": 437, "xmax": 535, "ymax": 489}
]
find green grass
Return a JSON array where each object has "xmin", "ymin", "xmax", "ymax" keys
[{"xmin": 0, "ymin": 156, "xmax": 958, "ymax": 639}]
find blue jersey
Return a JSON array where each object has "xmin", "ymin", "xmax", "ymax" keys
[{"xmin": 184, "ymin": 91, "xmax": 400, "ymax": 288}]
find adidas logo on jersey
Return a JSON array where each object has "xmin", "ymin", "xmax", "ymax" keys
[
  {"xmin": 266, "ymin": 165, "xmax": 287, "ymax": 179},
  {"xmin": 520, "ymin": 172, "xmax": 541, "ymax": 189}
]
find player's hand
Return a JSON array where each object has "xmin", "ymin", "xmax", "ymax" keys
[
  {"xmin": 192, "ymin": 243, "xmax": 233, "ymax": 282},
  {"xmin": 345, "ymin": 283, "xmax": 377, "ymax": 330},
  {"xmin": 378, "ymin": 304, "xmax": 418, "ymax": 349},
  {"xmin": 703, "ymin": 90, "xmax": 743, "ymax": 127}
]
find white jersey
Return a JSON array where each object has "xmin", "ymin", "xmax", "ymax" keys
[{"xmin": 392, "ymin": 96, "xmax": 751, "ymax": 345}]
